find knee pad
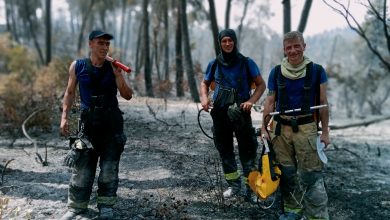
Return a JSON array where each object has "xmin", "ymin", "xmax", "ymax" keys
[{"xmin": 300, "ymin": 171, "xmax": 323, "ymax": 187}]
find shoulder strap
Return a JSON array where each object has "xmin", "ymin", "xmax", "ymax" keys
[
  {"xmin": 274, "ymin": 65, "xmax": 288, "ymax": 112},
  {"xmin": 301, "ymin": 62, "xmax": 313, "ymax": 113}
]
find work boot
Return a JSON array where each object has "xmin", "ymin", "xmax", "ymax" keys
[
  {"xmin": 98, "ymin": 206, "xmax": 114, "ymax": 219},
  {"xmin": 245, "ymin": 187, "xmax": 258, "ymax": 204},
  {"xmin": 223, "ymin": 186, "xmax": 241, "ymax": 198},
  {"xmin": 279, "ymin": 212, "xmax": 301, "ymax": 220},
  {"xmin": 60, "ymin": 208, "xmax": 86, "ymax": 220}
]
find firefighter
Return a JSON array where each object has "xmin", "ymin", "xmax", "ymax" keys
[
  {"xmin": 59, "ymin": 30, "xmax": 133, "ymax": 219},
  {"xmin": 200, "ymin": 29, "xmax": 266, "ymax": 203},
  {"xmin": 262, "ymin": 31, "xmax": 330, "ymax": 220}
]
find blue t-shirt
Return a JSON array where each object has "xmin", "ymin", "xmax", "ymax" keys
[
  {"xmin": 204, "ymin": 58, "xmax": 261, "ymax": 101},
  {"xmin": 267, "ymin": 63, "xmax": 328, "ymax": 112},
  {"xmin": 75, "ymin": 59, "xmax": 118, "ymax": 110}
]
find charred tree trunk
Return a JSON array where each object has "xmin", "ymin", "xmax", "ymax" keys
[
  {"xmin": 237, "ymin": 0, "xmax": 250, "ymax": 49},
  {"xmin": 175, "ymin": 0, "xmax": 184, "ymax": 97},
  {"xmin": 77, "ymin": 0, "xmax": 94, "ymax": 55},
  {"xmin": 225, "ymin": 0, "xmax": 232, "ymax": 29},
  {"xmin": 45, "ymin": 0, "xmax": 51, "ymax": 65},
  {"xmin": 22, "ymin": 0, "xmax": 45, "ymax": 65},
  {"xmin": 181, "ymin": 0, "xmax": 200, "ymax": 102},
  {"xmin": 297, "ymin": 0, "xmax": 313, "ymax": 33},
  {"xmin": 208, "ymin": 0, "xmax": 220, "ymax": 56},
  {"xmin": 143, "ymin": 0, "xmax": 154, "ymax": 97},
  {"xmin": 5, "ymin": 0, "xmax": 20, "ymax": 43},
  {"xmin": 283, "ymin": 0, "xmax": 291, "ymax": 34}
]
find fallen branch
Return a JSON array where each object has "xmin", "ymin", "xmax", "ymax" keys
[
  {"xmin": 329, "ymin": 144, "xmax": 361, "ymax": 158},
  {"xmin": 1, "ymin": 159, "xmax": 15, "ymax": 186},
  {"xmin": 145, "ymin": 100, "xmax": 180, "ymax": 127},
  {"xmin": 329, "ymin": 115, "xmax": 390, "ymax": 130},
  {"xmin": 21, "ymin": 109, "xmax": 48, "ymax": 166}
]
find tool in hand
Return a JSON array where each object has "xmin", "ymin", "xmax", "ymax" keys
[{"xmin": 105, "ymin": 55, "xmax": 132, "ymax": 73}]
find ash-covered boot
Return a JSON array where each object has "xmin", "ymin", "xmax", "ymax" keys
[
  {"xmin": 98, "ymin": 206, "xmax": 114, "ymax": 219},
  {"xmin": 245, "ymin": 185, "xmax": 258, "ymax": 204},
  {"xmin": 60, "ymin": 208, "xmax": 87, "ymax": 220},
  {"xmin": 223, "ymin": 179, "xmax": 241, "ymax": 198}
]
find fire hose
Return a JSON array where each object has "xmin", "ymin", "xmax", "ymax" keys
[{"xmin": 105, "ymin": 55, "xmax": 132, "ymax": 73}]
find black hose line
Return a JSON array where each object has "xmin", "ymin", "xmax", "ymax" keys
[{"xmin": 197, "ymin": 109, "xmax": 213, "ymax": 139}]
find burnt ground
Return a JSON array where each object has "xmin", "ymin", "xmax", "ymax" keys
[{"xmin": 0, "ymin": 97, "xmax": 389, "ymax": 220}]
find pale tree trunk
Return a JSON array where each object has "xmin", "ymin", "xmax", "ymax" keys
[
  {"xmin": 163, "ymin": 0, "xmax": 170, "ymax": 80},
  {"xmin": 208, "ymin": 0, "xmax": 220, "ymax": 56},
  {"xmin": 135, "ymin": 21, "xmax": 144, "ymax": 75},
  {"xmin": 225, "ymin": 0, "xmax": 232, "ymax": 29},
  {"xmin": 297, "ymin": 0, "xmax": 313, "ymax": 33},
  {"xmin": 180, "ymin": 0, "xmax": 200, "ymax": 102},
  {"xmin": 152, "ymin": 26, "xmax": 161, "ymax": 81},
  {"xmin": 45, "ymin": 0, "xmax": 51, "ymax": 65},
  {"xmin": 152, "ymin": 2, "xmax": 162, "ymax": 81},
  {"xmin": 119, "ymin": 0, "xmax": 127, "ymax": 59},
  {"xmin": 175, "ymin": 0, "xmax": 184, "ymax": 97},
  {"xmin": 5, "ymin": 0, "xmax": 20, "ymax": 43},
  {"xmin": 122, "ymin": 9, "xmax": 132, "ymax": 62},
  {"xmin": 283, "ymin": 0, "xmax": 291, "ymax": 34},
  {"xmin": 143, "ymin": 0, "xmax": 154, "ymax": 97}
]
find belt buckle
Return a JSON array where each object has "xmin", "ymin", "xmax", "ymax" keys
[
  {"xmin": 91, "ymin": 95, "xmax": 104, "ymax": 108},
  {"xmin": 291, "ymin": 116, "xmax": 299, "ymax": 133}
]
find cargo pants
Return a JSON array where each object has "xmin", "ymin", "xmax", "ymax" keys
[
  {"xmin": 67, "ymin": 107, "xmax": 126, "ymax": 210},
  {"xmin": 271, "ymin": 119, "xmax": 329, "ymax": 220}
]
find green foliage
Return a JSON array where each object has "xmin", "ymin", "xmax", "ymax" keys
[{"xmin": 0, "ymin": 35, "xmax": 72, "ymax": 136}]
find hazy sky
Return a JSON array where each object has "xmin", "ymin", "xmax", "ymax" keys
[
  {"xmin": 0, "ymin": 0, "xmax": 367, "ymax": 37},
  {"xmin": 215, "ymin": 1, "xmax": 367, "ymax": 37}
]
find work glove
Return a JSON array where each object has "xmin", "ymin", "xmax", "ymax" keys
[
  {"xmin": 63, "ymin": 148, "xmax": 81, "ymax": 168},
  {"xmin": 64, "ymin": 137, "xmax": 92, "ymax": 168},
  {"xmin": 227, "ymin": 104, "xmax": 245, "ymax": 126}
]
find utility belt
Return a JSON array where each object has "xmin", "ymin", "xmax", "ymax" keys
[
  {"xmin": 80, "ymin": 95, "xmax": 122, "ymax": 137},
  {"xmin": 90, "ymin": 95, "xmax": 118, "ymax": 110},
  {"xmin": 274, "ymin": 114, "xmax": 314, "ymax": 135}
]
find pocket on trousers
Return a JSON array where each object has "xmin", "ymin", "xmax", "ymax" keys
[{"xmin": 304, "ymin": 136, "xmax": 323, "ymax": 170}]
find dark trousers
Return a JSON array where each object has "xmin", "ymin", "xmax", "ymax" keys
[
  {"xmin": 211, "ymin": 108, "xmax": 258, "ymax": 186},
  {"xmin": 68, "ymin": 107, "xmax": 126, "ymax": 209}
]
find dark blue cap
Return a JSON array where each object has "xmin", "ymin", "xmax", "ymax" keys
[{"xmin": 89, "ymin": 30, "xmax": 114, "ymax": 40}]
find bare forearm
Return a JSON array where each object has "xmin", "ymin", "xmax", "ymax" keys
[
  {"xmin": 320, "ymin": 107, "xmax": 329, "ymax": 134},
  {"xmin": 116, "ymin": 74, "xmax": 133, "ymax": 100},
  {"xmin": 248, "ymin": 83, "xmax": 265, "ymax": 104},
  {"xmin": 62, "ymin": 91, "xmax": 75, "ymax": 120},
  {"xmin": 200, "ymin": 81, "xmax": 210, "ymax": 103},
  {"xmin": 263, "ymin": 98, "xmax": 274, "ymax": 124}
]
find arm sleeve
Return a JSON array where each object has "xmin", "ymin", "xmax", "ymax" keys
[
  {"xmin": 204, "ymin": 60, "xmax": 215, "ymax": 82},
  {"xmin": 318, "ymin": 65, "xmax": 328, "ymax": 84},
  {"xmin": 247, "ymin": 58, "xmax": 261, "ymax": 78},
  {"xmin": 267, "ymin": 68, "xmax": 276, "ymax": 91}
]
